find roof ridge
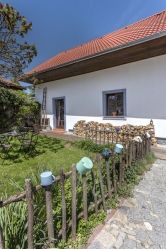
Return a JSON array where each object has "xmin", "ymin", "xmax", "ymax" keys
[{"xmin": 102, "ymin": 10, "xmax": 166, "ymax": 37}]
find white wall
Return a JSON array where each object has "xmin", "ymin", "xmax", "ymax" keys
[{"xmin": 35, "ymin": 54, "xmax": 166, "ymax": 138}]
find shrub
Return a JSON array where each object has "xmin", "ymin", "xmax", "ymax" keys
[
  {"xmin": 74, "ymin": 139, "xmax": 114, "ymax": 153},
  {"xmin": 17, "ymin": 96, "xmax": 40, "ymax": 128},
  {"xmin": 0, "ymin": 87, "xmax": 40, "ymax": 133}
]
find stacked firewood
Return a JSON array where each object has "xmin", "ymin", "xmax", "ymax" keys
[{"xmin": 73, "ymin": 120, "xmax": 157, "ymax": 144}]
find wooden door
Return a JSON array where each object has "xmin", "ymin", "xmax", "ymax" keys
[{"xmin": 55, "ymin": 98, "xmax": 64, "ymax": 129}]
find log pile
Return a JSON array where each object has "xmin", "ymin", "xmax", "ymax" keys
[{"xmin": 73, "ymin": 120, "xmax": 157, "ymax": 144}]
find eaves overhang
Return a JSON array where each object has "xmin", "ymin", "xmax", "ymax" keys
[{"xmin": 22, "ymin": 31, "xmax": 166, "ymax": 84}]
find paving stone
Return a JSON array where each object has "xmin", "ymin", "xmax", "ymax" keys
[
  {"xmin": 144, "ymin": 222, "xmax": 153, "ymax": 231},
  {"xmin": 88, "ymin": 241, "xmax": 107, "ymax": 249},
  {"xmin": 112, "ymin": 232, "xmax": 126, "ymax": 248},
  {"xmin": 136, "ymin": 229, "xmax": 149, "ymax": 241},
  {"xmin": 121, "ymin": 239, "xmax": 137, "ymax": 248}
]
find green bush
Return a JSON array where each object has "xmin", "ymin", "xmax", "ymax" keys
[
  {"xmin": 74, "ymin": 139, "xmax": 114, "ymax": 153},
  {"xmin": 0, "ymin": 88, "xmax": 23, "ymax": 132},
  {"xmin": 0, "ymin": 87, "xmax": 40, "ymax": 133},
  {"xmin": 17, "ymin": 97, "xmax": 40, "ymax": 128}
]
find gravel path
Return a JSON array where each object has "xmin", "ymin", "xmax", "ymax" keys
[{"xmin": 87, "ymin": 159, "xmax": 166, "ymax": 249}]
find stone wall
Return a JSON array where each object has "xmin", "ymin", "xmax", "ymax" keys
[{"xmin": 73, "ymin": 120, "xmax": 157, "ymax": 144}]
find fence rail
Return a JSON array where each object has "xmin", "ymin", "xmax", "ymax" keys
[{"xmin": 0, "ymin": 136, "xmax": 151, "ymax": 248}]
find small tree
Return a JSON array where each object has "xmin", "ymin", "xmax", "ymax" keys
[{"xmin": 0, "ymin": 3, "xmax": 37, "ymax": 78}]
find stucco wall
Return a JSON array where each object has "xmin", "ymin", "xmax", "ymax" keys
[{"xmin": 35, "ymin": 54, "xmax": 166, "ymax": 138}]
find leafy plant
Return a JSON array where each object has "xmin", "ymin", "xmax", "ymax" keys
[{"xmin": 0, "ymin": 201, "xmax": 27, "ymax": 249}]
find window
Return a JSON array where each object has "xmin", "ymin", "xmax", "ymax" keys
[{"xmin": 103, "ymin": 89, "xmax": 126, "ymax": 118}]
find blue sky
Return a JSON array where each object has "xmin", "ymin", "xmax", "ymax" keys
[{"xmin": 2, "ymin": 0, "xmax": 166, "ymax": 72}]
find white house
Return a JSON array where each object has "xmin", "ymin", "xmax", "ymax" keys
[{"xmin": 25, "ymin": 11, "xmax": 166, "ymax": 139}]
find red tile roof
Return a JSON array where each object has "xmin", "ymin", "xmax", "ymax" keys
[{"xmin": 30, "ymin": 10, "xmax": 166, "ymax": 74}]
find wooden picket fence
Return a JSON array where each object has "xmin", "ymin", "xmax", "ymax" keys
[
  {"xmin": 85, "ymin": 127, "xmax": 151, "ymax": 145},
  {"xmin": 0, "ymin": 136, "xmax": 151, "ymax": 249}
]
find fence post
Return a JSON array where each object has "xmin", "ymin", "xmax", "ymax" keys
[
  {"xmin": 136, "ymin": 142, "xmax": 139, "ymax": 160},
  {"xmin": 143, "ymin": 137, "xmax": 145, "ymax": 157},
  {"xmin": 45, "ymin": 186, "xmax": 55, "ymax": 247},
  {"xmin": 149, "ymin": 138, "xmax": 151, "ymax": 153},
  {"xmin": 99, "ymin": 130, "xmax": 101, "ymax": 145},
  {"xmin": 137, "ymin": 142, "xmax": 139, "ymax": 159},
  {"xmin": 105, "ymin": 160, "xmax": 112, "ymax": 198},
  {"xmin": 25, "ymin": 179, "xmax": 34, "ymax": 249},
  {"xmin": 141, "ymin": 139, "xmax": 143, "ymax": 159},
  {"xmin": 82, "ymin": 175, "xmax": 88, "ymax": 221},
  {"xmin": 119, "ymin": 154, "xmax": 123, "ymax": 185},
  {"xmin": 85, "ymin": 128, "xmax": 87, "ymax": 140},
  {"xmin": 122, "ymin": 155, "xmax": 126, "ymax": 181},
  {"xmin": 91, "ymin": 171, "xmax": 98, "ymax": 214},
  {"xmin": 95, "ymin": 127, "xmax": 98, "ymax": 144},
  {"xmin": 112, "ymin": 156, "xmax": 117, "ymax": 194},
  {"xmin": 103, "ymin": 128, "xmax": 106, "ymax": 145},
  {"xmin": 129, "ymin": 141, "xmax": 133, "ymax": 166},
  {"xmin": 144, "ymin": 137, "xmax": 147, "ymax": 155},
  {"xmin": 132, "ymin": 141, "xmax": 135, "ymax": 161},
  {"xmin": 125, "ymin": 143, "xmax": 129, "ymax": 167},
  {"xmin": 147, "ymin": 138, "xmax": 149, "ymax": 153},
  {"xmin": 0, "ymin": 225, "xmax": 4, "ymax": 249},
  {"xmin": 97, "ymin": 157, "xmax": 106, "ymax": 211},
  {"xmin": 93, "ymin": 128, "xmax": 94, "ymax": 143},
  {"xmin": 139, "ymin": 142, "xmax": 141, "ymax": 159},
  {"xmin": 107, "ymin": 130, "xmax": 110, "ymax": 144},
  {"xmin": 60, "ymin": 170, "xmax": 67, "ymax": 242},
  {"xmin": 71, "ymin": 165, "xmax": 77, "ymax": 239}
]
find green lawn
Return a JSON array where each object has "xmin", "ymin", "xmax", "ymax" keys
[{"xmin": 0, "ymin": 135, "xmax": 92, "ymax": 196}]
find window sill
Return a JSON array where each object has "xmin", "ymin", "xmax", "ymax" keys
[{"xmin": 103, "ymin": 116, "xmax": 127, "ymax": 121}]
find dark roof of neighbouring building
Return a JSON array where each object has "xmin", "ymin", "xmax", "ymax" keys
[{"xmin": 0, "ymin": 77, "xmax": 24, "ymax": 90}]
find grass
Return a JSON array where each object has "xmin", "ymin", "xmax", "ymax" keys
[{"xmin": 0, "ymin": 135, "xmax": 92, "ymax": 196}]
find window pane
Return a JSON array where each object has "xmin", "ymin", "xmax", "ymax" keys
[{"xmin": 106, "ymin": 92, "xmax": 124, "ymax": 116}]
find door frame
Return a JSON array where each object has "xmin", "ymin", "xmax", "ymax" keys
[{"xmin": 52, "ymin": 96, "xmax": 66, "ymax": 130}]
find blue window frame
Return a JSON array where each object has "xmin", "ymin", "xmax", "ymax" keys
[{"xmin": 103, "ymin": 89, "xmax": 126, "ymax": 118}]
